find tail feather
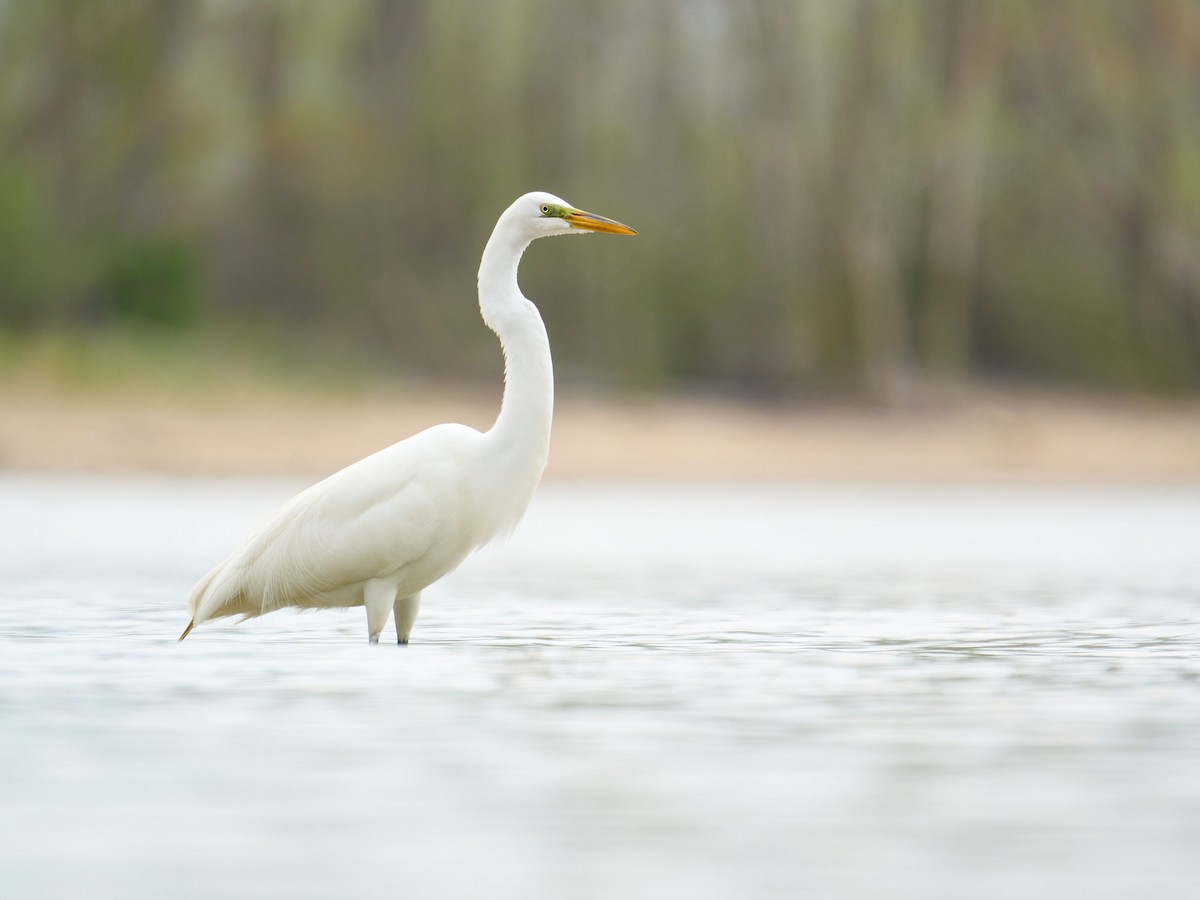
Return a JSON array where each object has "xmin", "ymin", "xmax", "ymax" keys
[
  {"xmin": 189, "ymin": 557, "xmax": 257, "ymax": 626},
  {"xmin": 178, "ymin": 620, "xmax": 195, "ymax": 642}
]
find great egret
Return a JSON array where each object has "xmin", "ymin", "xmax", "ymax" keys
[{"xmin": 179, "ymin": 192, "xmax": 635, "ymax": 644}]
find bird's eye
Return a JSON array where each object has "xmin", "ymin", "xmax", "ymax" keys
[{"xmin": 540, "ymin": 205, "xmax": 551, "ymax": 215}]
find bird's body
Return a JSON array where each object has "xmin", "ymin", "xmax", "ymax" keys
[{"xmin": 180, "ymin": 192, "xmax": 635, "ymax": 643}]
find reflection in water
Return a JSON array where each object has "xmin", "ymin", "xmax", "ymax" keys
[{"xmin": 0, "ymin": 478, "xmax": 1198, "ymax": 899}]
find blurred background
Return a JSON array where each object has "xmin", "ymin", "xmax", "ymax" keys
[
  {"xmin": 4, "ymin": 8, "xmax": 1200, "ymax": 898},
  {"xmin": 0, "ymin": 0, "xmax": 1198, "ymax": 475}
]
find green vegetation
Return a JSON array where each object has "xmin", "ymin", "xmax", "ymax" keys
[
  {"xmin": 0, "ymin": 327, "xmax": 389, "ymax": 401},
  {"xmin": 100, "ymin": 237, "xmax": 202, "ymax": 329},
  {"xmin": 1, "ymin": 1, "xmax": 1198, "ymax": 400}
]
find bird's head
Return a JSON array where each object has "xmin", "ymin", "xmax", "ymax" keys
[{"xmin": 507, "ymin": 191, "xmax": 637, "ymax": 241}]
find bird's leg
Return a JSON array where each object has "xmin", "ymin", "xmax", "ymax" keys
[
  {"xmin": 394, "ymin": 592, "xmax": 421, "ymax": 645},
  {"xmin": 364, "ymin": 579, "xmax": 395, "ymax": 645}
]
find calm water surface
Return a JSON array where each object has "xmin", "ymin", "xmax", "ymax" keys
[{"xmin": 1, "ymin": 477, "xmax": 1198, "ymax": 899}]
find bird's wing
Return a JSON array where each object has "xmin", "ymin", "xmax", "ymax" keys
[{"xmin": 190, "ymin": 424, "xmax": 477, "ymax": 622}]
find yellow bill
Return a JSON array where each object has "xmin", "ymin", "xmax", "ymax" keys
[{"xmin": 564, "ymin": 209, "xmax": 638, "ymax": 235}]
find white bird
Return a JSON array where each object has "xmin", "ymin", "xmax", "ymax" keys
[{"xmin": 179, "ymin": 192, "xmax": 635, "ymax": 644}]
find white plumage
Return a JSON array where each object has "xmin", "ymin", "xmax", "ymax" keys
[{"xmin": 180, "ymin": 191, "xmax": 635, "ymax": 643}]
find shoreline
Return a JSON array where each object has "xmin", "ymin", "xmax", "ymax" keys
[{"xmin": 2, "ymin": 386, "xmax": 1198, "ymax": 482}]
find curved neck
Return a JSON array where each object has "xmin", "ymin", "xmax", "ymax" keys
[{"xmin": 478, "ymin": 223, "xmax": 554, "ymax": 473}]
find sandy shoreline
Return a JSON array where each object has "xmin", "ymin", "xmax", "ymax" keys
[{"xmin": 1, "ymin": 386, "xmax": 1197, "ymax": 482}]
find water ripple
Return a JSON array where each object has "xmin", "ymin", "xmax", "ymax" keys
[{"xmin": 1, "ymin": 479, "xmax": 1199, "ymax": 899}]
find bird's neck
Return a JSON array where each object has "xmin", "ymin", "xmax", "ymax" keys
[{"xmin": 478, "ymin": 226, "xmax": 554, "ymax": 476}]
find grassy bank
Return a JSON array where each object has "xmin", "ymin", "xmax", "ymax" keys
[{"xmin": 2, "ymin": 332, "xmax": 1197, "ymax": 481}]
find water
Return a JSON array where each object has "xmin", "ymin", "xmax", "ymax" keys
[{"xmin": 1, "ymin": 477, "xmax": 1199, "ymax": 899}]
